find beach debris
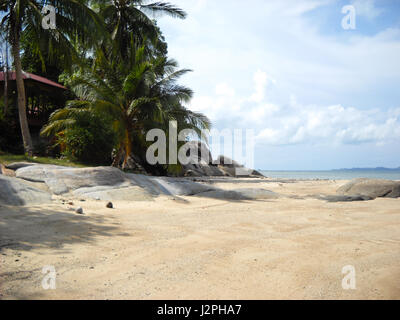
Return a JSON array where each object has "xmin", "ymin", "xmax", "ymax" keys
[
  {"xmin": 75, "ymin": 207, "xmax": 84, "ymax": 214},
  {"xmin": 106, "ymin": 202, "xmax": 113, "ymax": 209}
]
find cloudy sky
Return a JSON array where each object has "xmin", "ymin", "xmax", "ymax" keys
[{"xmin": 157, "ymin": 0, "xmax": 400, "ymax": 170}]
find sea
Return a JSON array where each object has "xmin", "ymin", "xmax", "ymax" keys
[{"xmin": 259, "ymin": 169, "xmax": 400, "ymax": 181}]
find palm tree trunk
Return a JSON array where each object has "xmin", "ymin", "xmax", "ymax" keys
[
  {"xmin": 112, "ymin": 147, "xmax": 124, "ymax": 167},
  {"xmin": 3, "ymin": 42, "xmax": 9, "ymax": 115},
  {"xmin": 11, "ymin": 29, "xmax": 33, "ymax": 156}
]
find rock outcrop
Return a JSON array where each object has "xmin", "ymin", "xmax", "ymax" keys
[
  {"xmin": 0, "ymin": 174, "xmax": 51, "ymax": 206},
  {"xmin": 180, "ymin": 142, "xmax": 263, "ymax": 177},
  {"xmin": 3, "ymin": 162, "xmax": 270, "ymax": 204},
  {"xmin": 337, "ymin": 178, "xmax": 400, "ymax": 199},
  {"xmin": 16, "ymin": 165, "xmax": 128, "ymax": 195}
]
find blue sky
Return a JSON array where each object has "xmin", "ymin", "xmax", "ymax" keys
[{"xmin": 157, "ymin": 0, "xmax": 400, "ymax": 170}]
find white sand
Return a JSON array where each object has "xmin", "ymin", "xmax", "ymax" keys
[{"xmin": 1, "ymin": 179, "xmax": 399, "ymax": 299}]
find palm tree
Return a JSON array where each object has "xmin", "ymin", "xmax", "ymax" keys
[
  {"xmin": 41, "ymin": 45, "xmax": 210, "ymax": 170},
  {"xmin": 0, "ymin": 0, "xmax": 103, "ymax": 155},
  {"xmin": 93, "ymin": 0, "xmax": 186, "ymax": 59}
]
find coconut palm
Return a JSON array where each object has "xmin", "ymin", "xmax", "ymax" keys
[
  {"xmin": 93, "ymin": 0, "xmax": 186, "ymax": 60},
  {"xmin": 41, "ymin": 45, "xmax": 210, "ymax": 170},
  {"xmin": 0, "ymin": 0, "xmax": 103, "ymax": 155}
]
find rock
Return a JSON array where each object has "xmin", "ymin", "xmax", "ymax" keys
[
  {"xmin": 0, "ymin": 175, "xmax": 51, "ymax": 206},
  {"xmin": 184, "ymin": 170, "xmax": 201, "ymax": 177},
  {"xmin": 127, "ymin": 174, "xmax": 215, "ymax": 196},
  {"xmin": 73, "ymin": 186, "xmax": 154, "ymax": 201},
  {"xmin": 337, "ymin": 178, "xmax": 400, "ymax": 199},
  {"xmin": 320, "ymin": 195, "xmax": 374, "ymax": 202},
  {"xmin": 183, "ymin": 141, "xmax": 213, "ymax": 163},
  {"xmin": 183, "ymin": 162, "xmax": 226, "ymax": 177},
  {"xmin": 0, "ymin": 163, "xmax": 16, "ymax": 177},
  {"xmin": 175, "ymin": 141, "xmax": 262, "ymax": 178},
  {"xmin": 106, "ymin": 202, "xmax": 113, "ymax": 208},
  {"xmin": 5, "ymin": 162, "xmax": 37, "ymax": 170},
  {"xmin": 75, "ymin": 207, "xmax": 83, "ymax": 214},
  {"xmin": 10, "ymin": 163, "xmax": 265, "ymax": 202},
  {"xmin": 196, "ymin": 188, "xmax": 280, "ymax": 201},
  {"xmin": 16, "ymin": 165, "xmax": 129, "ymax": 195},
  {"xmin": 215, "ymin": 155, "xmax": 243, "ymax": 168}
]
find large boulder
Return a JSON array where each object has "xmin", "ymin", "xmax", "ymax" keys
[
  {"xmin": 16, "ymin": 165, "xmax": 129, "ymax": 195},
  {"xmin": 179, "ymin": 142, "xmax": 263, "ymax": 177},
  {"xmin": 195, "ymin": 188, "xmax": 279, "ymax": 201},
  {"xmin": 0, "ymin": 175, "xmax": 51, "ymax": 206},
  {"xmin": 337, "ymin": 178, "xmax": 400, "ymax": 199},
  {"xmin": 127, "ymin": 174, "xmax": 215, "ymax": 196},
  {"xmin": 5, "ymin": 162, "xmax": 38, "ymax": 170},
  {"xmin": 73, "ymin": 186, "xmax": 154, "ymax": 201},
  {"xmin": 13, "ymin": 164, "xmax": 216, "ymax": 200},
  {"xmin": 183, "ymin": 162, "xmax": 226, "ymax": 177}
]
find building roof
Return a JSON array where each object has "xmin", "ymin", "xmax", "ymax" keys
[{"xmin": 0, "ymin": 71, "xmax": 67, "ymax": 90}]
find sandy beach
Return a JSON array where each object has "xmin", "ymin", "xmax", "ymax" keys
[{"xmin": 1, "ymin": 177, "xmax": 399, "ymax": 300}]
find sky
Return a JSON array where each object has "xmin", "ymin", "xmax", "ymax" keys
[{"xmin": 157, "ymin": 0, "xmax": 400, "ymax": 170}]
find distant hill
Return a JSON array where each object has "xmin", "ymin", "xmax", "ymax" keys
[{"xmin": 332, "ymin": 167, "xmax": 400, "ymax": 172}]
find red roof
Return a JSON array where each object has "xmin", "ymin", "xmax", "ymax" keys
[{"xmin": 0, "ymin": 71, "xmax": 67, "ymax": 90}]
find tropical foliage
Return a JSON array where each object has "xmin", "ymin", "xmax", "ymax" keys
[{"xmin": 1, "ymin": 0, "xmax": 210, "ymax": 174}]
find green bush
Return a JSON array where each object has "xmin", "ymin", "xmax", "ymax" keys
[
  {"xmin": 57, "ymin": 112, "xmax": 115, "ymax": 165},
  {"xmin": 0, "ymin": 104, "xmax": 24, "ymax": 154}
]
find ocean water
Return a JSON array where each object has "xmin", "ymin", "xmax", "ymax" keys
[{"xmin": 260, "ymin": 170, "xmax": 400, "ymax": 181}]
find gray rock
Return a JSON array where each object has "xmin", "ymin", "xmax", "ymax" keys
[
  {"xmin": 106, "ymin": 202, "xmax": 113, "ymax": 208},
  {"xmin": 215, "ymin": 155, "xmax": 243, "ymax": 167},
  {"xmin": 320, "ymin": 195, "xmax": 374, "ymax": 202},
  {"xmin": 183, "ymin": 162, "xmax": 226, "ymax": 177},
  {"xmin": 5, "ymin": 162, "xmax": 38, "ymax": 170},
  {"xmin": 126, "ymin": 174, "xmax": 215, "ymax": 196},
  {"xmin": 10, "ymin": 164, "xmax": 266, "ymax": 202},
  {"xmin": 16, "ymin": 165, "xmax": 129, "ymax": 195},
  {"xmin": 183, "ymin": 141, "xmax": 213, "ymax": 163},
  {"xmin": 179, "ymin": 142, "xmax": 261, "ymax": 177},
  {"xmin": 195, "ymin": 188, "xmax": 280, "ymax": 201},
  {"xmin": 75, "ymin": 207, "xmax": 83, "ymax": 214},
  {"xmin": 73, "ymin": 186, "xmax": 154, "ymax": 201},
  {"xmin": 337, "ymin": 178, "xmax": 400, "ymax": 199},
  {"xmin": 0, "ymin": 175, "xmax": 51, "ymax": 206}
]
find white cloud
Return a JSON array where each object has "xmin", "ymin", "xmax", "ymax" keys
[
  {"xmin": 215, "ymin": 82, "xmax": 235, "ymax": 97},
  {"xmin": 351, "ymin": 0, "xmax": 383, "ymax": 20},
  {"xmin": 188, "ymin": 70, "xmax": 400, "ymax": 147},
  {"xmin": 250, "ymin": 70, "xmax": 276, "ymax": 103},
  {"xmin": 158, "ymin": 0, "xmax": 400, "ymax": 168}
]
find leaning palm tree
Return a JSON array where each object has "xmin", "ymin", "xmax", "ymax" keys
[
  {"xmin": 0, "ymin": 0, "xmax": 103, "ymax": 155},
  {"xmin": 41, "ymin": 45, "xmax": 210, "ymax": 170}
]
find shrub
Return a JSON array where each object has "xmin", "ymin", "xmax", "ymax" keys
[{"xmin": 57, "ymin": 112, "xmax": 115, "ymax": 165}]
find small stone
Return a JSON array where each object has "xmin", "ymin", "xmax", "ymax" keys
[
  {"xmin": 68, "ymin": 202, "xmax": 74, "ymax": 205},
  {"xmin": 75, "ymin": 207, "xmax": 83, "ymax": 214},
  {"xmin": 106, "ymin": 202, "xmax": 113, "ymax": 209}
]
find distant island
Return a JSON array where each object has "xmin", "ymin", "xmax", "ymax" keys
[{"xmin": 332, "ymin": 167, "xmax": 400, "ymax": 172}]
